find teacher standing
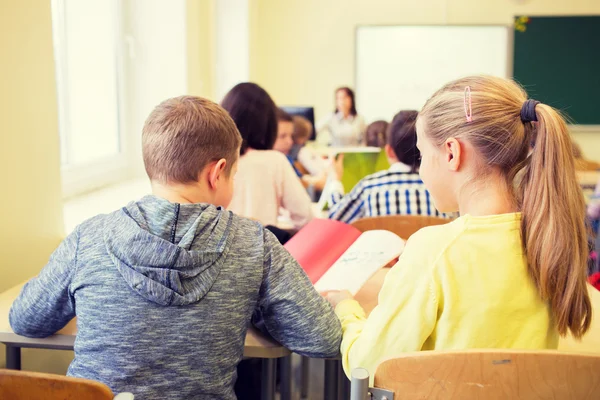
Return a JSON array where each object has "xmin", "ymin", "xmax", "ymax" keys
[{"xmin": 317, "ymin": 87, "xmax": 366, "ymax": 147}]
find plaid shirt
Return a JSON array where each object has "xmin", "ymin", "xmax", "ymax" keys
[{"xmin": 328, "ymin": 162, "xmax": 444, "ymax": 224}]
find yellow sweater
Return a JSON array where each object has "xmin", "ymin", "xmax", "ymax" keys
[{"xmin": 335, "ymin": 213, "xmax": 558, "ymax": 379}]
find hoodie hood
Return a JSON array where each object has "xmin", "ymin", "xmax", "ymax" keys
[{"xmin": 104, "ymin": 195, "xmax": 235, "ymax": 306}]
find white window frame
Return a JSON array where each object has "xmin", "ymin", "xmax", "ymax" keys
[{"xmin": 51, "ymin": 0, "xmax": 131, "ymax": 199}]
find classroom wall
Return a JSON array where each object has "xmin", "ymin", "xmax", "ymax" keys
[
  {"xmin": 249, "ymin": 0, "xmax": 600, "ymax": 160},
  {"xmin": 187, "ymin": 0, "xmax": 216, "ymax": 99},
  {"xmin": 0, "ymin": 1, "xmax": 64, "ymax": 303},
  {"xmin": 124, "ymin": 0, "xmax": 189, "ymax": 178},
  {"xmin": 215, "ymin": 0, "xmax": 251, "ymax": 101},
  {"xmin": 0, "ymin": 0, "xmax": 73, "ymax": 372}
]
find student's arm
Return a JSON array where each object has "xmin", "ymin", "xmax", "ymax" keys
[
  {"xmin": 254, "ymin": 229, "xmax": 342, "ymax": 358},
  {"xmin": 327, "ymin": 180, "xmax": 366, "ymax": 224},
  {"xmin": 279, "ymin": 155, "xmax": 314, "ymax": 228},
  {"xmin": 335, "ymin": 234, "xmax": 438, "ymax": 380},
  {"xmin": 9, "ymin": 230, "xmax": 79, "ymax": 338}
]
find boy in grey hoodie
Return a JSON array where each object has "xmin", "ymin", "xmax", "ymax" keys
[{"xmin": 9, "ymin": 96, "xmax": 342, "ymax": 399}]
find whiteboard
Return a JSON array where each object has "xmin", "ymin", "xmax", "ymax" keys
[{"xmin": 356, "ymin": 25, "xmax": 510, "ymax": 123}]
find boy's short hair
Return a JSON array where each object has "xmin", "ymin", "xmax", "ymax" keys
[
  {"xmin": 292, "ymin": 115, "xmax": 313, "ymax": 142},
  {"xmin": 387, "ymin": 110, "xmax": 420, "ymax": 172},
  {"xmin": 365, "ymin": 120, "xmax": 389, "ymax": 148},
  {"xmin": 276, "ymin": 108, "xmax": 293, "ymax": 123},
  {"xmin": 142, "ymin": 96, "xmax": 242, "ymax": 183}
]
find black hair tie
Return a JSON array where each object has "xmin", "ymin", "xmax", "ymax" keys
[{"xmin": 520, "ymin": 99, "xmax": 540, "ymax": 123}]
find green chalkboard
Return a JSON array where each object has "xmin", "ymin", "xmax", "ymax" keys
[{"xmin": 513, "ymin": 16, "xmax": 600, "ymax": 125}]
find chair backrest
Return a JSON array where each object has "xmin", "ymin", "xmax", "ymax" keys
[
  {"xmin": 0, "ymin": 369, "xmax": 133, "ymax": 400},
  {"xmin": 351, "ymin": 215, "xmax": 449, "ymax": 240},
  {"xmin": 373, "ymin": 350, "xmax": 600, "ymax": 400}
]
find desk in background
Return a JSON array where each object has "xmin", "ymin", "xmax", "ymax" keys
[{"xmin": 276, "ymin": 202, "xmax": 327, "ymax": 232}]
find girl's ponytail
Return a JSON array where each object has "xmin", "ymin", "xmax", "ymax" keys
[{"xmin": 518, "ymin": 103, "xmax": 591, "ymax": 338}]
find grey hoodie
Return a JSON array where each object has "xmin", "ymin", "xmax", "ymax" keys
[{"xmin": 9, "ymin": 195, "xmax": 341, "ymax": 399}]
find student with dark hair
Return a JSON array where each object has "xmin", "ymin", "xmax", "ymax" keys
[
  {"xmin": 387, "ymin": 111, "xmax": 422, "ymax": 172},
  {"xmin": 273, "ymin": 108, "xmax": 294, "ymax": 155},
  {"xmin": 317, "ymin": 87, "xmax": 366, "ymax": 146},
  {"xmin": 365, "ymin": 120, "xmax": 389, "ymax": 148},
  {"xmin": 328, "ymin": 110, "xmax": 444, "ymax": 224},
  {"xmin": 222, "ymin": 83, "xmax": 313, "ymax": 229},
  {"xmin": 273, "ymin": 108, "xmax": 303, "ymax": 178},
  {"xmin": 221, "ymin": 82, "xmax": 278, "ymax": 155}
]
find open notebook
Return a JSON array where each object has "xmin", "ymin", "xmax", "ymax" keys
[{"xmin": 284, "ymin": 219, "xmax": 405, "ymax": 295}]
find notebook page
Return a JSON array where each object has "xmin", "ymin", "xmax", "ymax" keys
[
  {"xmin": 284, "ymin": 219, "xmax": 362, "ymax": 284},
  {"xmin": 314, "ymin": 230, "xmax": 404, "ymax": 295}
]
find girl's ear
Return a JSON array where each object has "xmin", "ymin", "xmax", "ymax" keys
[
  {"xmin": 208, "ymin": 159, "xmax": 227, "ymax": 189},
  {"xmin": 444, "ymin": 138, "xmax": 462, "ymax": 172}
]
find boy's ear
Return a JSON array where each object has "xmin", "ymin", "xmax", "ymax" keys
[
  {"xmin": 208, "ymin": 159, "xmax": 227, "ymax": 189},
  {"xmin": 444, "ymin": 138, "xmax": 462, "ymax": 172},
  {"xmin": 384, "ymin": 144, "xmax": 395, "ymax": 159}
]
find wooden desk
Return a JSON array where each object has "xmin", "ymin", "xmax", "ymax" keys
[
  {"xmin": 0, "ymin": 283, "xmax": 290, "ymax": 400},
  {"xmin": 275, "ymin": 202, "xmax": 327, "ymax": 231},
  {"xmin": 0, "ymin": 283, "xmax": 290, "ymax": 361}
]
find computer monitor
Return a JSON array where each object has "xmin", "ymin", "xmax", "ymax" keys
[{"xmin": 281, "ymin": 106, "xmax": 316, "ymax": 141}]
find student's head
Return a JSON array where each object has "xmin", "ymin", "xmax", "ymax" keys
[
  {"xmin": 292, "ymin": 115, "xmax": 313, "ymax": 146},
  {"xmin": 335, "ymin": 87, "xmax": 357, "ymax": 116},
  {"xmin": 417, "ymin": 75, "xmax": 591, "ymax": 338},
  {"xmin": 274, "ymin": 108, "xmax": 294, "ymax": 155},
  {"xmin": 386, "ymin": 111, "xmax": 419, "ymax": 171},
  {"xmin": 221, "ymin": 82, "xmax": 278, "ymax": 155},
  {"xmin": 142, "ymin": 96, "xmax": 242, "ymax": 207},
  {"xmin": 365, "ymin": 120, "xmax": 388, "ymax": 148}
]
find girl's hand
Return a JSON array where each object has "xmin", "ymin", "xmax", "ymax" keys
[{"xmin": 321, "ymin": 290, "xmax": 354, "ymax": 309}]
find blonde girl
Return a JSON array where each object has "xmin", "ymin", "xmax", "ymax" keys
[{"xmin": 327, "ymin": 76, "xmax": 592, "ymax": 379}]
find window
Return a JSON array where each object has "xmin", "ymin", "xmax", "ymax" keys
[{"xmin": 52, "ymin": 0, "xmax": 128, "ymax": 198}]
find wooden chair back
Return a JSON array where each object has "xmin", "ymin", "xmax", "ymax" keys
[
  {"xmin": 371, "ymin": 350, "xmax": 600, "ymax": 400},
  {"xmin": 351, "ymin": 215, "xmax": 449, "ymax": 240},
  {"xmin": 0, "ymin": 369, "xmax": 133, "ymax": 400}
]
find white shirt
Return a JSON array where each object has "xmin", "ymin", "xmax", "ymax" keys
[
  {"xmin": 327, "ymin": 162, "xmax": 445, "ymax": 223},
  {"xmin": 228, "ymin": 149, "xmax": 314, "ymax": 228},
  {"xmin": 317, "ymin": 112, "xmax": 366, "ymax": 147},
  {"xmin": 297, "ymin": 146, "xmax": 327, "ymax": 176}
]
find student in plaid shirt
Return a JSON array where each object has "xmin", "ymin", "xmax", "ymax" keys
[{"xmin": 328, "ymin": 110, "xmax": 444, "ymax": 224}]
